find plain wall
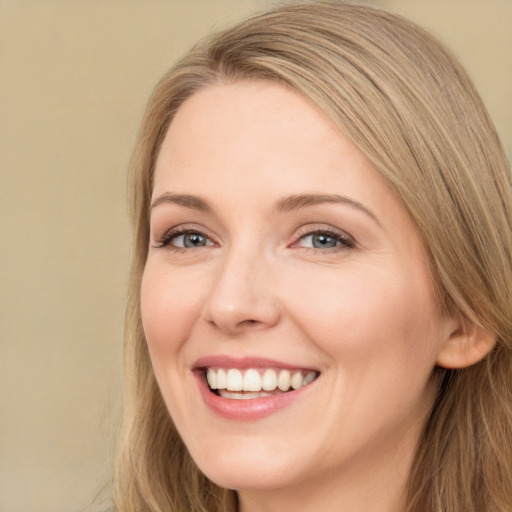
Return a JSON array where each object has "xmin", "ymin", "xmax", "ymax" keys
[{"xmin": 0, "ymin": 1, "xmax": 510, "ymax": 511}]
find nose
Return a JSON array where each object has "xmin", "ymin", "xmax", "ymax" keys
[{"xmin": 201, "ymin": 247, "xmax": 281, "ymax": 335}]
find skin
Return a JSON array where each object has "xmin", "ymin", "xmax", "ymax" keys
[{"xmin": 141, "ymin": 80, "xmax": 461, "ymax": 512}]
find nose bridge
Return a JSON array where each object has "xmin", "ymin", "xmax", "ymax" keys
[{"xmin": 202, "ymin": 237, "xmax": 279, "ymax": 333}]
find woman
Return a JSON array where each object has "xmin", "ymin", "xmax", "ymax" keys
[{"xmin": 114, "ymin": 1, "xmax": 512, "ymax": 511}]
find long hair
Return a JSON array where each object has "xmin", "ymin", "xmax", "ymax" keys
[{"xmin": 114, "ymin": 2, "xmax": 512, "ymax": 511}]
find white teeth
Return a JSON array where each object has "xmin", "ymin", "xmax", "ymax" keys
[
  {"xmin": 207, "ymin": 369, "xmax": 217, "ymax": 389},
  {"xmin": 220, "ymin": 390, "xmax": 272, "ymax": 400},
  {"xmin": 243, "ymin": 369, "xmax": 262, "ymax": 392},
  {"xmin": 206, "ymin": 367, "xmax": 319, "ymax": 396},
  {"xmin": 277, "ymin": 369, "xmax": 291, "ymax": 391},
  {"xmin": 226, "ymin": 369, "xmax": 243, "ymax": 391},
  {"xmin": 217, "ymin": 368, "xmax": 227, "ymax": 389},
  {"xmin": 291, "ymin": 371, "xmax": 303, "ymax": 390},
  {"xmin": 262, "ymin": 368, "xmax": 277, "ymax": 391}
]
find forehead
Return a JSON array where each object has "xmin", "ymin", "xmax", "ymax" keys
[
  {"xmin": 156, "ymin": 81, "xmax": 377, "ymax": 193},
  {"xmin": 158, "ymin": 80, "xmax": 342, "ymax": 171},
  {"xmin": 153, "ymin": 80, "xmax": 414, "ymax": 235}
]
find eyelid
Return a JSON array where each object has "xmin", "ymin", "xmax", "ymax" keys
[
  {"xmin": 152, "ymin": 222, "xmax": 355, "ymax": 251},
  {"xmin": 290, "ymin": 224, "xmax": 356, "ymax": 249},
  {"xmin": 153, "ymin": 223, "xmax": 218, "ymax": 249}
]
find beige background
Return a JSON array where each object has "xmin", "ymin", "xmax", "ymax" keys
[{"xmin": 0, "ymin": 1, "xmax": 510, "ymax": 511}]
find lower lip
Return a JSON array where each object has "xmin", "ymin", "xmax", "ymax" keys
[{"xmin": 195, "ymin": 372, "xmax": 313, "ymax": 421}]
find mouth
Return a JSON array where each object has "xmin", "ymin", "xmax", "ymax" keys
[{"xmin": 203, "ymin": 367, "xmax": 319, "ymax": 400}]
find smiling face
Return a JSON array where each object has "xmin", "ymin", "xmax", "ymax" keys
[{"xmin": 141, "ymin": 81, "xmax": 456, "ymax": 510}]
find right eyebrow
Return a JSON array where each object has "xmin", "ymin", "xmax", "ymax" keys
[
  {"xmin": 149, "ymin": 193, "xmax": 212, "ymax": 214},
  {"xmin": 275, "ymin": 193, "xmax": 382, "ymax": 228}
]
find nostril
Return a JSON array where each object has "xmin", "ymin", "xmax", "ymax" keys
[{"xmin": 236, "ymin": 319, "xmax": 261, "ymax": 328}]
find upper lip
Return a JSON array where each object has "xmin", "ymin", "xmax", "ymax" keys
[{"xmin": 193, "ymin": 355, "xmax": 319, "ymax": 372}]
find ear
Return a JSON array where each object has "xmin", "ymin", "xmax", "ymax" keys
[{"xmin": 436, "ymin": 316, "xmax": 496, "ymax": 369}]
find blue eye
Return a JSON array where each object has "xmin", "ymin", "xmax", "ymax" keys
[
  {"xmin": 157, "ymin": 230, "xmax": 214, "ymax": 249},
  {"xmin": 296, "ymin": 230, "xmax": 354, "ymax": 250},
  {"xmin": 304, "ymin": 233, "xmax": 338, "ymax": 248},
  {"xmin": 172, "ymin": 232, "xmax": 211, "ymax": 248}
]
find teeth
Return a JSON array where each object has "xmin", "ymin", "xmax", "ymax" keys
[
  {"xmin": 291, "ymin": 371, "xmax": 303, "ymax": 390},
  {"xmin": 207, "ymin": 369, "xmax": 217, "ymax": 389},
  {"xmin": 219, "ymin": 390, "xmax": 272, "ymax": 400},
  {"xmin": 262, "ymin": 368, "xmax": 277, "ymax": 391},
  {"xmin": 243, "ymin": 369, "xmax": 262, "ymax": 392},
  {"xmin": 226, "ymin": 369, "xmax": 243, "ymax": 391},
  {"xmin": 277, "ymin": 369, "xmax": 291, "ymax": 391},
  {"xmin": 217, "ymin": 368, "xmax": 227, "ymax": 389},
  {"xmin": 205, "ymin": 367, "xmax": 318, "ymax": 395},
  {"xmin": 303, "ymin": 371, "xmax": 316, "ymax": 385}
]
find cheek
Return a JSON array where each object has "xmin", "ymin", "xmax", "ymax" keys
[
  {"xmin": 140, "ymin": 263, "xmax": 203, "ymax": 359},
  {"xmin": 287, "ymin": 262, "xmax": 444, "ymax": 441},
  {"xmin": 286, "ymin": 260, "xmax": 443, "ymax": 374}
]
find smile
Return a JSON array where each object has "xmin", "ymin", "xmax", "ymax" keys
[
  {"xmin": 205, "ymin": 367, "xmax": 319, "ymax": 399},
  {"xmin": 193, "ymin": 357, "xmax": 321, "ymax": 419}
]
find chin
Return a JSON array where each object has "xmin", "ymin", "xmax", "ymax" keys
[{"xmin": 191, "ymin": 442, "xmax": 302, "ymax": 492}]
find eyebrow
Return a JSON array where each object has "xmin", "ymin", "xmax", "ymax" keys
[
  {"xmin": 150, "ymin": 192, "xmax": 381, "ymax": 227},
  {"xmin": 275, "ymin": 194, "xmax": 381, "ymax": 227},
  {"xmin": 150, "ymin": 193, "xmax": 212, "ymax": 213}
]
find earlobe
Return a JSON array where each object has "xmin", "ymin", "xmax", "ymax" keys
[{"xmin": 436, "ymin": 316, "xmax": 497, "ymax": 369}]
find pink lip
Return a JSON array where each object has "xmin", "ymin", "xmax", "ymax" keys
[
  {"xmin": 193, "ymin": 355, "xmax": 316, "ymax": 371},
  {"xmin": 192, "ymin": 355, "xmax": 318, "ymax": 421}
]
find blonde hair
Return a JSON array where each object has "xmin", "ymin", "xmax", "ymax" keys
[{"xmin": 114, "ymin": 2, "xmax": 512, "ymax": 511}]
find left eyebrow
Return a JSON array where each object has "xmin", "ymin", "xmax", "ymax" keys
[
  {"xmin": 149, "ymin": 193, "xmax": 213, "ymax": 214},
  {"xmin": 275, "ymin": 194, "xmax": 382, "ymax": 228}
]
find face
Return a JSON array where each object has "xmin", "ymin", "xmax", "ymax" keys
[{"xmin": 141, "ymin": 81, "xmax": 455, "ymax": 506}]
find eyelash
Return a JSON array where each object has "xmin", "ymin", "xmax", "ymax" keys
[
  {"xmin": 154, "ymin": 226, "xmax": 216, "ymax": 250},
  {"xmin": 292, "ymin": 227, "xmax": 355, "ymax": 251},
  {"xmin": 154, "ymin": 226, "xmax": 355, "ymax": 252}
]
